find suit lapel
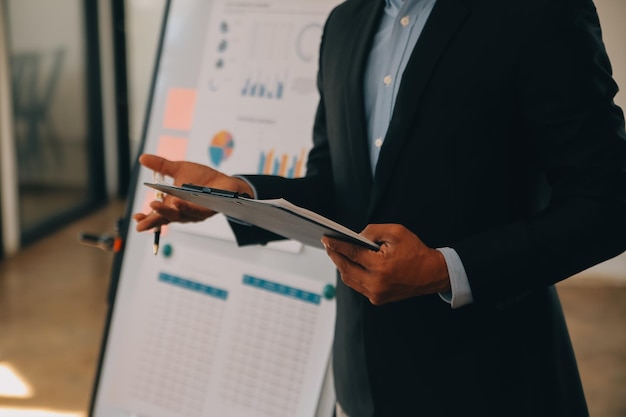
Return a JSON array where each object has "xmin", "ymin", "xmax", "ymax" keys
[
  {"xmin": 341, "ymin": 0, "xmax": 385, "ymax": 196},
  {"xmin": 368, "ymin": 0, "xmax": 470, "ymax": 216}
]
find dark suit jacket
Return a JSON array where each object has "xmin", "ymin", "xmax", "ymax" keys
[{"xmin": 233, "ymin": 0, "xmax": 626, "ymax": 415}]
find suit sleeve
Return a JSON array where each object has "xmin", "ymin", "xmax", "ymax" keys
[{"xmin": 453, "ymin": 0, "xmax": 626, "ymax": 305}]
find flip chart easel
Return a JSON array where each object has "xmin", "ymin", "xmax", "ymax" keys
[{"xmin": 89, "ymin": 1, "xmax": 341, "ymax": 416}]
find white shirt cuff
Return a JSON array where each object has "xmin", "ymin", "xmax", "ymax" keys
[
  {"xmin": 232, "ymin": 175, "xmax": 258, "ymax": 198},
  {"xmin": 437, "ymin": 247, "xmax": 474, "ymax": 309}
]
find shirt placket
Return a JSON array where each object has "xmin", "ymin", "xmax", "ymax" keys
[{"xmin": 373, "ymin": 4, "xmax": 417, "ymax": 164}]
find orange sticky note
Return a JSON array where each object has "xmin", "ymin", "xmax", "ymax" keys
[{"xmin": 162, "ymin": 88, "xmax": 197, "ymax": 131}]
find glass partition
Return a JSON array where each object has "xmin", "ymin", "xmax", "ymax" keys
[{"xmin": 3, "ymin": 0, "xmax": 105, "ymax": 245}]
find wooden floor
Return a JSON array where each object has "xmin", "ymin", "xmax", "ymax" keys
[{"xmin": 0, "ymin": 199, "xmax": 625, "ymax": 417}]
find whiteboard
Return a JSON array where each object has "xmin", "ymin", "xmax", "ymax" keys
[{"xmin": 89, "ymin": 0, "xmax": 341, "ymax": 416}]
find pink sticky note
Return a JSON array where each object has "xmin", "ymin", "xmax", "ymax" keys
[
  {"xmin": 162, "ymin": 88, "xmax": 197, "ymax": 131},
  {"xmin": 157, "ymin": 135, "xmax": 188, "ymax": 161}
]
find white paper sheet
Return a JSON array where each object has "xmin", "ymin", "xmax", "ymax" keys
[{"xmin": 102, "ymin": 245, "xmax": 336, "ymax": 417}]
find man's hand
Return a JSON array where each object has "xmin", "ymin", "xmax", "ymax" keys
[
  {"xmin": 321, "ymin": 224, "xmax": 450, "ymax": 305},
  {"xmin": 133, "ymin": 154, "xmax": 254, "ymax": 232}
]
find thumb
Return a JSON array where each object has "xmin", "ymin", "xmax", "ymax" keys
[{"xmin": 360, "ymin": 224, "xmax": 389, "ymax": 242}]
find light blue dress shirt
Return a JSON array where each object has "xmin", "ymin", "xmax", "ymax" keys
[{"xmin": 363, "ymin": 0, "xmax": 473, "ymax": 308}]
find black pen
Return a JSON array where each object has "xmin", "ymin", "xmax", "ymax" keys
[
  {"xmin": 153, "ymin": 227, "xmax": 161, "ymax": 255},
  {"xmin": 153, "ymin": 172, "xmax": 165, "ymax": 255}
]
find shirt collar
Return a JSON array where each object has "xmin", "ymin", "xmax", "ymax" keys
[{"xmin": 386, "ymin": 0, "xmax": 405, "ymax": 12}]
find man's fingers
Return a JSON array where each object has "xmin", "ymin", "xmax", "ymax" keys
[
  {"xmin": 149, "ymin": 198, "xmax": 210, "ymax": 222},
  {"xmin": 133, "ymin": 212, "xmax": 147, "ymax": 222},
  {"xmin": 134, "ymin": 210, "xmax": 169, "ymax": 232},
  {"xmin": 139, "ymin": 154, "xmax": 180, "ymax": 178},
  {"xmin": 323, "ymin": 241, "xmax": 376, "ymax": 300},
  {"xmin": 169, "ymin": 199, "xmax": 215, "ymax": 221},
  {"xmin": 323, "ymin": 242, "xmax": 364, "ymax": 277},
  {"xmin": 321, "ymin": 236, "xmax": 373, "ymax": 268}
]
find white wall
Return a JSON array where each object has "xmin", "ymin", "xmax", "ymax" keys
[
  {"xmin": 125, "ymin": 0, "xmax": 167, "ymax": 160},
  {"xmin": 595, "ymin": 0, "xmax": 626, "ymax": 111},
  {"xmin": 578, "ymin": 0, "xmax": 626, "ymax": 283},
  {"xmin": 98, "ymin": 0, "xmax": 119, "ymax": 197}
]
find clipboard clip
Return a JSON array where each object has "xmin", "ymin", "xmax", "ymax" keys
[{"xmin": 181, "ymin": 183, "xmax": 251, "ymax": 199}]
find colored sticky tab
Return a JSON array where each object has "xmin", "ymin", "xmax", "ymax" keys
[
  {"xmin": 162, "ymin": 88, "xmax": 197, "ymax": 131},
  {"xmin": 323, "ymin": 284, "xmax": 335, "ymax": 300},
  {"xmin": 157, "ymin": 135, "xmax": 188, "ymax": 161},
  {"xmin": 162, "ymin": 243, "xmax": 173, "ymax": 258}
]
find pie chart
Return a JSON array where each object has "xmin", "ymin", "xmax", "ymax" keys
[{"xmin": 209, "ymin": 130, "xmax": 234, "ymax": 167}]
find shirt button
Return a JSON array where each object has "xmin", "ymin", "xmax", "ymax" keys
[
  {"xmin": 383, "ymin": 75, "xmax": 392, "ymax": 85},
  {"xmin": 374, "ymin": 137, "xmax": 383, "ymax": 148},
  {"xmin": 400, "ymin": 16, "xmax": 410, "ymax": 26}
]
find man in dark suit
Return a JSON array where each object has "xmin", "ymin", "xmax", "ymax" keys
[{"xmin": 135, "ymin": 0, "xmax": 626, "ymax": 415}]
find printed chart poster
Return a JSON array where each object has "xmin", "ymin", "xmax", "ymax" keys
[
  {"xmin": 173, "ymin": 0, "xmax": 339, "ymax": 246},
  {"xmin": 187, "ymin": 0, "xmax": 335, "ymax": 173}
]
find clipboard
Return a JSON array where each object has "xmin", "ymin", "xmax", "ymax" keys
[{"xmin": 144, "ymin": 183, "xmax": 381, "ymax": 251}]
